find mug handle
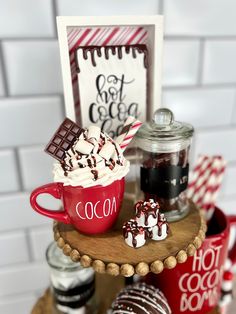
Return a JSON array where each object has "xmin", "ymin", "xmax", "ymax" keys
[
  {"xmin": 30, "ymin": 183, "xmax": 71, "ymax": 224},
  {"xmin": 228, "ymin": 215, "xmax": 236, "ymax": 265}
]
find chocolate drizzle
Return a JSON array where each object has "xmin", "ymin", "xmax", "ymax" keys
[
  {"xmin": 76, "ymin": 45, "xmax": 148, "ymax": 72},
  {"xmin": 123, "ymin": 220, "xmax": 147, "ymax": 248},
  {"xmin": 135, "ymin": 200, "xmax": 160, "ymax": 226},
  {"xmin": 111, "ymin": 283, "xmax": 172, "ymax": 314},
  {"xmin": 91, "ymin": 169, "xmax": 98, "ymax": 181}
]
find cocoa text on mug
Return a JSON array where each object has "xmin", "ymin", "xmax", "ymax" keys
[
  {"xmin": 75, "ymin": 197, "xmax": 117, "ymax": 220},
  {"xmin": 179, "ymin": 245, "xmax": 223, "ymax": 312}
]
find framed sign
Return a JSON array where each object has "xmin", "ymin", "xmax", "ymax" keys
[{"xmin": 57, "ymin": 15, "xmax": 163, "ymax": 137}]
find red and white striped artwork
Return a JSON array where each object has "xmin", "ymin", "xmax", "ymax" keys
[{"xmin": 66, "ymin": 26, "xmax": 148, "ymax": 124}]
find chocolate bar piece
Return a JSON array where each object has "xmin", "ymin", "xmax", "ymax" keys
[{"xmin": 45, "ymin": 118, "xmax": 84, "ymax": 162}]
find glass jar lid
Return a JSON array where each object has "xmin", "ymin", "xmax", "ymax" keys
[{"xmin": 135, "ymin": 108, "xmax": 194, "ymax": 153}]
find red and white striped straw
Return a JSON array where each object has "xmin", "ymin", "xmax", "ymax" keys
[
  {"xmin": 115, "ymin": 116, "xmax": 142, "ymax": 152},
  {"xmin": 187, "ymin": 155, "xmax": 226, "ymax": 221}
]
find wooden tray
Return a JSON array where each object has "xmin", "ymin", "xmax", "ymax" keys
[{"xmin": 53, "ymin": 199, "xmax": 206, "ymax": 277}]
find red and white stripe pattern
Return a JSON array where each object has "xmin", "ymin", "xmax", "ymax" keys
[
  {"xmin": 187, "ymin": 155, "xmax": 226, "ymax": 221},
  {"xmin": 66, "ymin": 26, "xmax": 148, "ymax": 121},
  {"xmin": 116, "ymin": 116, "xmax": 142, "ymax": 152}
]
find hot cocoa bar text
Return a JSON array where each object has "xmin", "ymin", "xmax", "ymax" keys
[
  {"xmin": 89, "ymin": 74, "xmax": 139, "ymax": 137},
  {"xmin": 179, "ymin": 245, "xmax": 223, "ymax": 312}
]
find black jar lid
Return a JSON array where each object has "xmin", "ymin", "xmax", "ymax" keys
[{"xmin": 135, "ymin": 108, "xmax": 194, "ymax": 153}]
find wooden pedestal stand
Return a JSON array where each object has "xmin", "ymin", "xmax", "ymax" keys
[
  {"xmin": 33, "ymin": 189, "xmax": 208, "ymax": 313},
  {"xmin": 53, "ymin": 199, "xmax": 206, "ymax": 277}
]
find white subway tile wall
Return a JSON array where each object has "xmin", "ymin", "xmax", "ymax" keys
[
  {"xmin": 19, "ymin": 146, "xmax": 54, "ymax": 191},
  {"xmin": 163, "ymin": 88, "xmax": 236, "ymax": 128},
  {"xmin": 163, "ymin": 40, "xmax": 200, "ymax": 86},
  {"xmin": 30, "ymin": 227, "xmax": 54, "ymax": 261},
  {"xmin": 0, "ymin": 0, "xmax": 236, "ymax": 312},
  {"xmin": 0, "ymin": 231, "xmax": 29, "ymax": 267},
  {"xmin": 164, "ymin": 0, "xmax": 236, "ymax": 36},
  {"xmin": 0, "ymin": 150, "xmax": 19, "ymax": 192},
  {"xmin": 2, "ymin": 41, "xmax": 63, "ymax": 95},
  {"xmin": 57, "ymin": 0, "xmax": 160, "ymax": 16},
  {"xmin": 0, "ymin": 0, "xmax": 54, "ymax": 38},
  {"xmin": 203, "ymin": 40, "xmax": 236, "ymax": 84},
  {"xmin": 0, "ymin": 97, "xmax": 63, "ymax": 147}
]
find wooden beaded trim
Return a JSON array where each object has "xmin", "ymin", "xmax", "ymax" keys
[{"xmin": 53, "ymin": 212, "xmax": 207, "ymax": 277}]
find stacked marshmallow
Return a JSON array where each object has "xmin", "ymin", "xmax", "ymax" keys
[{"xmin": 123, "ymin": 199, "xmax": 169, "ymax": 248}]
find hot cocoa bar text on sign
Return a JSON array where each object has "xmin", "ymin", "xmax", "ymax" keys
[{"xmin": 76, "ymin": 46, "xmax": 148, "ymax": 137}]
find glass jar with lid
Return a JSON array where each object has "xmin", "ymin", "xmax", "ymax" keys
[
  {"xmin": 135, "ymin": 108, "xmax": 194, "ymax": 222},
  {"xmin": 46, "ymin": 242, "xmax": 96, "ymax": 314}
]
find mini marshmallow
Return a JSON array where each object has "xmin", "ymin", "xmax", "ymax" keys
[
  {"xmin": 74, "ymin": 140, "xmax": 94, "ymax": 155},
  {"xmin": 135, "ymin": 213, "xmax": 157, "ymax": 228},
  {"xmin": 150, "ymin": 222, "xmax": 168, "ymax": 241},
  {"xmin": 87, "ymin": 125, "xmax": 101, "ymax": 141},
  {"xmin": 135, "ymin": 199, "xmax": 159, "ymax": 228},
  {"xmin": 123, "ymin": 220, "xmax": 147, "ymax": 248},
  {"xmin": 99, "ymin": 142, "xmax": 116, "ymax": 161}
]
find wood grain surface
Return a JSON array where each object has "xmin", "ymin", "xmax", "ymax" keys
[{"xmin": 54, "ymin": 199, "xmax": 206, "ymax": 275}]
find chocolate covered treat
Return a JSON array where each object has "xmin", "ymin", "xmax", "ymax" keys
[
  {"xmin": 110, "ymin": 282, "xmax": 172, "ymax": 314},
  {"xmin": 135, "ymin": 199, "xmax": 160, "ymax": 228},
  {"xmin": 149, "ymin": 214, "xmax": 169, "ymax": 241},
  {"xmin": 123, "ymin": 220, "xmax": 147, "ymax": 248},
  {"xmin": 123, "ymin": 199, "xmax": 169, "ymax": 249}
]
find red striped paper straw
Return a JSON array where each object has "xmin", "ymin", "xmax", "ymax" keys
[
  {"xmin": 187, "ymin": 155, "xmax": 226, "ymax": 221},
  {"xmin": 115, "ymin": 117, "xmax": 142, "ymax": 152}
]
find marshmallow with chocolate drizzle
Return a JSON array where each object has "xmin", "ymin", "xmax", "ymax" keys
[
  {"xmin": 135, "ymin": 199, "xmax": 160, "ymax": 228},
  {"xmin": 149, "ymin": 213, "xmax": 169, "ymax": 241},
  {"xmin": 123, "ymin": 220, "xmax": 147, "ymax": 248},
  {"xmin": 110, "ymin": 282, "xmax": 172, "ymax": 314}
]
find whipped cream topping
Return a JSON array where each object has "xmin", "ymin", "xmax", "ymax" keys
[{"xmin": 53, "ymin": 126, "xmax": 129, "ymax": 187}]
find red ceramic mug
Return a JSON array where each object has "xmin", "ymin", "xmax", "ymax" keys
[
  {"xmin": 145, "ymin": 207, "xmax": 236, "ymax": 314},
  {"xmin": 30, "ymin": 178, "xmax": 125, "ymax": 235}
]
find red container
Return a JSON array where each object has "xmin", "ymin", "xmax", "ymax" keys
[
  {"xmin": 30, "ymin": 178, "xmax": 125, "ymax": 234},
  {"xmin": 145, "ymin": 207, "xmax": 236, "ymax": 314}
]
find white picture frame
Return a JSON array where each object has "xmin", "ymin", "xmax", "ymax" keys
[{"xmin": 57, "ymin": 15, "xmax": 163, "ymax": 126}]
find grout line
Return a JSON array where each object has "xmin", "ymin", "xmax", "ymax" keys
[
  {"xmin": 24, "ymin": 228, "xmax": 35, "ymax": 262},
  {"xmin": 159, "ymin": 0, "xmax": 164, "ymax": 15},
  {"xmin": 0, "ymin": 41, "xmax": 9, "ymax": 96},
  {"xmin": 0, "ymin": 143, "xmax": 46, "ymax": 152},
  {"xmin": 0, "ymin": 289, "xmax": 41, "ymax": 300},
  {"xmin": 165, "ymin": 35, "xmax": 236, "ymax": 40},
  {"xmin": 195, "ymin": 124, "xmax": 236, "ymax": 133},
  {"xmin": 51, "ymin": 0, "xmax": 58, "ymax": 38},
  {"xmin": 197, "ymin": 38, "xmax": 205, "ymax": 85},
  {"xmin": 0, "ymin": 224, "xmax": 51, "ymax": 235},
  {"xmin": 0, "ymin": 93, "xmax": 62, "ymax": 100},
  {"xmin": 230, "ymin": 89, "xmax": 236, "ymax": 125},
  {"xmin": 0, "ymin": 37, "xmax": 56, "ymax": 41},
  {"xmin": 13, "ymin": 148, "xmax": 24, "ymax": 192},
  {"xmin": 163, "ymin": 83, "xmax": 236, "ymax": 90}
]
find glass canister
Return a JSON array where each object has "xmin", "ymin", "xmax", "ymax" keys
[
  {"xmin": 46, "ymin": 242, "xmax": 96, "ymax": 314},
  {"xmin": 135, "ymin": 108, "xmax": 194, "ymax": 222}
]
